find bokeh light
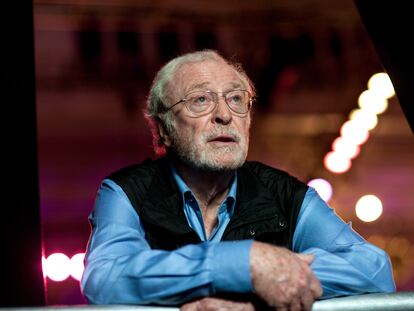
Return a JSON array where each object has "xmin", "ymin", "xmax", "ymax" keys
[
  {"xmin": 340, "ymin": 120, "xmax": 370, "ymax": 145},
  {"xmin": 307, "ymin": 178, "xmax": 333, "ymax": 202},
  {"xmin": 70, "ymin": 253, "xmax": 85, "ymax": 281},
  {"xmin": 349, "ymin": 108, "xmax": 378, "ymax": 131},
  {"xmin": 42, "ymin": 252, "xmax": 86, "ymax": 282},
  {"xmin": 367, "ymin": 72, "xmax": 395, "ymax": 99},
  {"xmin": 355, "ymin": 194, "xmax": 383, "ymax": 222},
  {"xmin": 358, "ymin": 90, "xmax": 389, "ymax": 115},
  {"xmin": 332, "ymin": 136, "xmax": 361, "ymax": 159},
  {"xmin": 43, "ymin": 253, "xmax": 71, "ymax": 282},
  {"xmin": 324, "ymin": 151, "xmax": 352, "ymax": 174}
]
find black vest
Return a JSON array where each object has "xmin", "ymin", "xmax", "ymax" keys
[{"xmin": 108, "ymin": 157, "xmax": 308, "ymax": 251}]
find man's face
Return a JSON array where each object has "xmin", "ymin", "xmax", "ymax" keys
[{"xmin": 162, "ymin": 59, "xmax": 251, "ymax": 171}]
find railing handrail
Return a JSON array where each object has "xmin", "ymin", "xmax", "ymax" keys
[
  {"xmin": 313, "ymin": 292, "xmax": 414, "ymax": 311},
  {"xmin": 2, "ymin": 292, "xmax": 414, "ymax": 311}
]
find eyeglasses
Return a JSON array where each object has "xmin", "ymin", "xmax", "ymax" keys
[{"xmin": 164, "ymin": 90, "xmax": 254, "ymax": 116}]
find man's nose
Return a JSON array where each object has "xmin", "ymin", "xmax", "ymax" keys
[{"xmin": 212, "ymin": 97, "xmax": 232, "ymax": 124}]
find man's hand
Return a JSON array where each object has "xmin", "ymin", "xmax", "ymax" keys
[
  {"xmin": 250, "ymin": 241, "xmax": 322, "ymax": 311},
  {"xmin": 180, "ymin": 297, "xmax": 255, "ymax": 311}
]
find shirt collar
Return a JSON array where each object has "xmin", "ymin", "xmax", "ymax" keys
[{"xmin": 170, "ymin": 164, "xmax": 238, "ymax": 214}]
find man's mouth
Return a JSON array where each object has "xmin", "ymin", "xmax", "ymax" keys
[{"xmin": 208, "ymin": 135, "xmax": 239, "ymax": 144}]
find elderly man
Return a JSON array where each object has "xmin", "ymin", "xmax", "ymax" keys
[{"xmin": 81, "ymin": 50, "xmax": 395, "ymax": 310}]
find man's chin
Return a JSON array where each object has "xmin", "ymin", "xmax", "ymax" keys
[
  {"xmin": 168, "ymin": 146, "xmax": 247, "ymax": 172},
  {"xmin": 195, "ymin": 163, "xmax": 242, "ymax": 172},
  {"xmin": 175, "ymin": 156, "xmax": 244, "ymax": 172},
  {"xmin": 196, "ymin": 154, "xmax": 247, "ymax": 172}
]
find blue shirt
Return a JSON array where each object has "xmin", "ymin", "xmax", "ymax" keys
[
  {"xmin": 81, "ymin": 170, "xmax": 395, "ymax": 305},
  {"xmin": 174, "ymin": 166, "xmax": 237, "ymax": 242}
]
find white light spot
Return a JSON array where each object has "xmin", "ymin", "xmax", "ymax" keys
[
  {"xmin": 43, "ymin": 253, "xmax": 70, "ymax": 282},
  {"xmin": 358, "ymin": 90, "xmax": 389, "ymax": 115},
  {"xmin": 324, "ymin": 151, "xmax": 352, "ymax": 174},
  {"xmin": 332, "ymin": 136, "xmax": 361, "ymax": 159},
  {"xmin": 70, "ymin": 253, "xmax": 85, "ymax": 281},
  {"xmin": 367, "ymin": 72, "xmax": 395, "ymax": 99},
  {"xmin": 355, "ymin": 194, "xmax": 383, "ymax": 222},
  {"xmin": 349, "ymin": 108, "xmax": 378, "ymax": 131},
  {"xmin": 340, "ymin": 120, "xmax": 370, "ymax": 145}
]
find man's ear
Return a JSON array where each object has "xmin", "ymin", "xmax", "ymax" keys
[{"xmin": 157, "ymin": 118, "xmax": 172, "ymax": 147}]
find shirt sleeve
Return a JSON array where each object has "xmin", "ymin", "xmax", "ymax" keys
[
  {"xmin": 292, "ymin": 187, "xmax": 396, "ymax": 299},
  {"xmin": 81, "ymin": 179, "xmax": 252, "ymax": 305}
]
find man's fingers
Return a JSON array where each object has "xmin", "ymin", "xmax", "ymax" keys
[
  {"xmin": 251, "ymin": 242, "xmax": 322, "ymax": 309},
  {"xmin": 296, "ymin": 253, "xmax": 314, "ymax": 264},
  {"xmin": 297, "ymin": 253, "xmax": 322, "ymax": 299},
  {"xmin": 310, "ymin": 275, "xmax": 323, "ymax": 298},
  {"xmin": 288, "ymin": 297, "xmax": 302, "ymax": 311},
  {"xmin": 301, "ymin": 290, "xmax": 316, "ymax": 311},
  {"xmin": 180, "ymin": 300, "xmax": 199, "ymax": 311},
  {"xmin": 181, "ymin": 297, "xmax": 256, "ymax": 311}
]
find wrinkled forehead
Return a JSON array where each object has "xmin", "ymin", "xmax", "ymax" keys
[{"xmin": 168, "ymin": 59, "xmax": 251, "ymax": 98}]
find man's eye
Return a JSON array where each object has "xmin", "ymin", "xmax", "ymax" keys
[
  {"xmin": 192, "ymin": 96, "xmax": 209, "ymax": 104},
  {"xmin": 229, "ymin": 95, "xmax": 242, "ymax": 104}
]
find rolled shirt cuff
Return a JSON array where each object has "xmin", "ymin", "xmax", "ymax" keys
[{"xmin": 210, "ymin": 239, "xmax": 253, "ymax": 293}]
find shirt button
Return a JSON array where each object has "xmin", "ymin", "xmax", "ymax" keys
[
  {"xmin": 279, "ymin": 220, "xmax": 286, "ymax": 228},
  {"xmin": 249, "ymin": 228, "xmax": 256, "ymax": 236}
]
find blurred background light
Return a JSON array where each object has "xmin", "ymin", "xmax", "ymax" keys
[
  {"xmin": 42, "ymin": 252, "xmax": 85, "ymax": 282},
  {"xmin": 323, "ymin": 151, "xmax": 352, "ymax": 174},
  {"xmin": 43, "ymin": 253, "xmax": 71, "ymax": 282},
  {"xmin": 70, "ymin": 253, "xmax": 85, "ymax": 281},
  {"xmin": 367, "ymin": 72, "xmax": 396, "ymax": 99},
  {"xmin": 307, "ymin": 178, "xmax": 333, "ymax": 202},
  {"xmin": 332, "ymin": 136, "xmax": 361, "ymax": 159},
  {"xmin": 349, "ymin": 108, "xmax": 378, "ymax": 131},
  {"xmin": 358, "ymin": 89, "xmax": 389, "ymax": 115},
  {"xmin": 355, "ymin": 194, "xmax": 383, "ymax": 222},
  {"xmin": 340, "ymin": 120, "xmax": 370, "ymax": 145}
]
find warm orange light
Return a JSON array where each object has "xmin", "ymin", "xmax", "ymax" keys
[{"xmin": 367, "ymin": 72, "xmax": 395, "ymax": 99}]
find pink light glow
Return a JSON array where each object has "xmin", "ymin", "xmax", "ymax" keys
[
  {"xmin": 42, "ymin": 252, "xmax": 86, "ymax": 282},
  {"xmin": 307, "ymin": 178, "xmax": 333, "ymax": 202}
]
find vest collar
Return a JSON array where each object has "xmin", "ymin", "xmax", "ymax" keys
[{"xmin": 140, "ymin": 157, "xmax": 193, "ymax": 234}]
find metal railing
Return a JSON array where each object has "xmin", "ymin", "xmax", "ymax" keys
[
  {"xmin": 313, "ymin": 292, "xmax": 414, "ymax": 310},
  {"xmin": 2, "ymin": 292, "xmax": 414, "ymax": 311}
]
